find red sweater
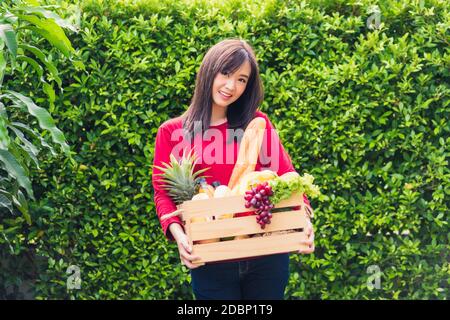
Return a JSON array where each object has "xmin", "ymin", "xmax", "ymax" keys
[{"xmin": 152, "ymin": 110, "xmax": 310, "ymax": 241}]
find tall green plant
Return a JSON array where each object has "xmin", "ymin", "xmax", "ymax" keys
[{"xmin": 0, "ymin": 0, "xmax": 79, "ymax": 225}]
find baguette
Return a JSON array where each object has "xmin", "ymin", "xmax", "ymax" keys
[{"xmin": 228, "ymin": 117, "xmax": 266, "ymax": 190}]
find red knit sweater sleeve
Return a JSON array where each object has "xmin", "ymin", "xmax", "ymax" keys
[
  {"xmin": 152, "ymin": 124, "xmax": 184, "ymax": 242},
  {"xmin": 256, "ymin": 111, "xmax": 311, "ymax": 209}
]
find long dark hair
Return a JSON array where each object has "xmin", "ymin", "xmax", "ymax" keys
[{"xmin": 181, "ymin": 38, "xmax": 264, "ymax": 143}]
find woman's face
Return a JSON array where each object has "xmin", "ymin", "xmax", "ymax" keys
[{"xmin": 211, "ymin": 60, "xmax": 251, "ymax": 109}]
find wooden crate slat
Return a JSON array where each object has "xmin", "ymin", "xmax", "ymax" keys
[
  {"xmin": 274, "ymin": 192, "xmax": 304, "ymax": 208},
  {"xmin": 180, "ymin": 192, "xmax": 305, "ymax": 221},
  {"xmin": 180, "ymin": 195, "xmax": 248, "ymax": 221},
  {"xmin": 190, "ymin": 210, "xmax": 308, "ymax": 241},
  {"xmin": 192, "ymin": 232, "xmax": 309, "ymax": 264}
]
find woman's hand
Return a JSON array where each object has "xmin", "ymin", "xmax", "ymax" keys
[
  {"xmin": 298, "ymin": 217, "xmax": 315, "ymax": 254},
  {"xmin": 169, "ymin": 223, "xmax": 202, "ymax": 269},
  {"xmin": 176, "ymin": 233, "xmax": 202, "ymax": 269}
]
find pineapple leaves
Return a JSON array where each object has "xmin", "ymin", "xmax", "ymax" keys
[{"xmin": 152, "ymin": 148, "xmax": 211, "ymax": 204}]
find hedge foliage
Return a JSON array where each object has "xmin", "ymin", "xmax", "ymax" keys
[{"xmin": 1, "ymin": 0, "xmax": 449, "ymax": 299}]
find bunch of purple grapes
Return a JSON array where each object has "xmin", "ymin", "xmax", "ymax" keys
[{"xmin": 244, "ymin": 182, "xmax": 274, "ymax": 229}]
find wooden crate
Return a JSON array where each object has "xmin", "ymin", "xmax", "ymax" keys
[{"xmin": 177, "ymin": 192, "xmax": 311, "ymax": 266}]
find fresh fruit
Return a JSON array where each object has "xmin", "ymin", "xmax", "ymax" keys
[
  {"xmin": 235, "ymin": 170, "xmax": 278, "ymax": 195},
  {"xmin": 191, "ymin": 193, "xmax": 209, "ymax": 201},
  {"xmin": 234, "ymin": 171, "xmax": 260, "ymax": 195},
  {"xmin": 213, "ymin": 185, "xmax": 232, "ymax": 198},
  {"xmin": 198, "ymin": 177, "xmax": 215, "ymax": 198},
  {"xmin": 257, "ymin": 170, "xmax": 279, "ymax": 180},
  {"xmin": 213, "ymin": 185, "xmax": 234, "ymax": 220},
  {"xmin": 153, "ymin": 149, "xmax": 210, "ymax": 205},
  {"xmin": 233, "ymin": 170, "xmax": 276, "ymax": 218},
  {"xmin": 244, "ymin": 181, "xmax": 275, "ymax": 229},
  {"xmin": 228, "ymin": 117, "xmax": 266, "ymax": 190},
  {"xmin": 190, "ymin": 193, "xmax": 210, "ymax": 223}
]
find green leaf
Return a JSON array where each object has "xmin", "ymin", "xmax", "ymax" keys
[
  {"xmin": 43, "ymin": 81, "xmax": 55, "ymax": 105},
  {"xmin": 0, "ymin": 103, "xmax": 11, "ymax": 149},
  {"xmin": 0, "ymin": 45, "xmax": 6, "ymax": 85},
  {"xmin": 382, "ymin": 161, "xmax": 392, "ymax": 172},
  {"xmin": 11, "ymin": 121, "xmax": 56, "ymax": 156},
  {"xmin": 18, "ymin": 14, "xmax": 74, "ymax": 58},
  {"xmin": 17, "ymin": 6, "xmax": 78, "ymax": 33},
  {"xmin": 24, "ymin": 0, "xmax": 41, "ymax": 5},
  {"xmin": 3, "ymin": 91, "xmax": 70, "ymax": 155},
  {"xmin": 8, "ymin": 125, "xmax": 40, "ymax": 168},
  {"xmin": 72, "ymin": 60, "xmax": 85, "ymax": 71},
  {"xmin": 0, "ymin": 190, "xmax": 13, "ymax": 214},
  {"xmin": 16, "ymin": 55, "xmax": 44, "ymax": 80},
  {"xmin": 0, "ymin": 24, "xmax": 17, "ymax": 58},
  {"xmin": 12, "ymin": 190, "xmax": 31, "ymax": 225},
  {"xmin": 18, "ymin": 44, "xmax": 46, "ymax": 61},
  {"xmin": 19, "ymin": 44, "xmax": 62, "ymax": 87},
  {"xmin": 0, "ymin": 149, "xmax": 34, "ymax": 199}
]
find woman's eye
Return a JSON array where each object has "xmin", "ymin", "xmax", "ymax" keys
[{"xmin": 239, "ymin": 79, "xmax": 246, "ymax": 83}]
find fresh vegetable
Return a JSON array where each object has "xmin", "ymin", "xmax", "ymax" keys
[
  {"xmin": 278, "ymin": 171, "xmax": 300, "ymax": 183},
  {"xmin": 268, "ymin": 172, "xmax": 321, "ymax": 204}
]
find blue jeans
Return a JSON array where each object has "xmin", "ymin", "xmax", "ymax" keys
[{"xmin": 190, "ymin": 253, "xmax": 290, "ymax": 300}]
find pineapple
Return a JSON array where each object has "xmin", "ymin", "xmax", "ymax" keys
[{"xmin": 153, "ymin": 148, "xmax": 210, "ymax": 205}]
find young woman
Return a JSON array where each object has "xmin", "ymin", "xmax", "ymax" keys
[{"xmin": 152, "ymin": 39, "xmax": 315, "ymax": 300}]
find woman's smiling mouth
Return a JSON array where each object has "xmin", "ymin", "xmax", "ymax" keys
[{"xmin": 219, "ymin": 91, "xmax": 232, "ymax": 100}]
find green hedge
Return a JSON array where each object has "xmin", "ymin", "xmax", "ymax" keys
[{"xmin": 1, "ymin": 0, "xmax": 448, "ymax": 299}]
